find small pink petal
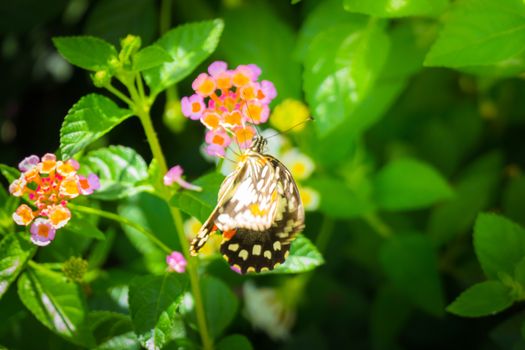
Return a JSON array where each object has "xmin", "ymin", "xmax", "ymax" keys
[
  {"xmin": 208, "ymin": 61, "xmax": 228, "ymax": 77},
  {"xmin": 30, "ymin": 218, "xmax": 56, "ymax": 246},
  {"xmin": 164, "ymin": 165, "xmax": 202, "ymax": 191},
  {"xmin": 230, "ymin": 265, "xmax": 243, "ymax": 275},
  {"xmin": 260, "ymin": 80, "xmax": 277, "ymax": 103},
  {"xmin": 88, "ymin": 173, "xmax": 100, "ymax": 190},
  {"xmin": 18, "ymin": 155, "xmax": 40, "ymax": 172},
  {"xmin": 166, "ymin": 251, "xmax": 187, "ymax": 273},
  {"xmin": 205, "ymin": 143, "xmax": 226, "ymax": 157}
]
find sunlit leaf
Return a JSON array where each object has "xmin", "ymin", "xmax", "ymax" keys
[
  {"xmin": 60, "ymin": 94, "xmax": 132, "ymax": 159},
  {"xmin": 0, "ymin": 234, "xmax": 35, "ymax": 300},
  {"xmin": 17, "ymin": 264, "xmax": 94, "ymax": 346}
]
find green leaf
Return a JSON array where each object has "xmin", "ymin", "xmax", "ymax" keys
[
  {"xmin": 60, "ymin": 94, "xmax": 133, "ymax": 159},
  {"xmin": 425, "ymin": 0, "xmax": 525, "ymax": 70},
  {"xmin": 144, "ymin": 19, "xmax": 224, "ymax": 96},
  {"xmin": 474, "ymin": 213, "xmax": 525, "ymax": 280},
  {"xmin": 370, "ymin": 286, "xmax": 412, "ymax": 350},
  {"xmin": 66, "ymin": 216, "xmax": 105, "ymax": 240},
  {"xmin": 428, "ymin": 152, "xmax": 502, "ymax": 247},
  {"xmin": 295, "ymin": 0, "xmax": 364, "ymax": 61},
  {"xmin": 503, "ymin": 175, "xmax": 525, "ymax": 227},
  {"xmin": 171, "ymin": 172, "xmax": 224, "ymax": 223},
  {"xmin": 132, "ymin": 45, "xmax": 172, "ymax": 72},
  {"xmin": 216, "ymin": 334, "xmax": 253, "ymax": 350},
  {"xmin": 128, "ymin": 273, "xmax": 188, "ymax": 350},
  {"xmin": 84, "ymin": 0, "xmax": 157, "ymax": 45},
  {"xmin": 0, "ymin": 163, "xmax": 19, "ymax": 183},
  {"xmin": 268, "ymin": 234, "xmax": 324, "ymax": 274},
  {"xmin": 373, "ymin": 158, "xmax": 453, "ymax": 211},
  {"xmin": 0, "ymin": 234, "xmax": 35, "ymax": 299},
  {"xmin": 447, "ymin": 281, "xmax": 514, "ymax": 317},
  {"xmin": 119, "ymin": 192, "xmax": 181, "ymax": 273},
  {"xmin": 53, "ymin": 36, "xmax": 118, "ymax": 71},
  {"xmin": 220, "ymin": 2, "xmax": 302, "ymax": 102},
  {"xmin": 380, "ymin": 234, "xmax": 445, "ymax": 316},
  {"xmin": 514, "ymin": 257, "xmax": 525, "ymax": 288},
  {"xmin": 304, "ymin": 20, "xmax": 390, "ymax": 136},
  {"xmin": 17, "ymin": 264, "xmax": 94, "ymax": 346},
  {"xmin": 308, "ymin": 176, "xmax": 375, "ymax": 219},
  {"xmin": 80, "ymin": 145, "xmax": 149, "ymax": 200},
  {"xmin": 197, "ymin": 275, "xmax": 238, "ymax": 338},
  {"xmin": 343, "ymin": 0, "xmax": 448, "ymax": 17},
  {"xmin": 88, "ymin": 311, "xmax": 139, "ymax": 350}
]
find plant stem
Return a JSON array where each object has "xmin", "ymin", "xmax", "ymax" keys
[
  {"xmin": 160, "ymin": 0, "xmax": 172, "ymax": 35},
  {"xmin": 136, "ymin": 108, "xmax": 213, "ymax": 350},
  {"xmin": 69, "ymin": 203, "xmax": 171, "ymax": 253},
  {"xmin": 363, "ymin": 212, "xmax": 393, "ymax": 238},
  {"xmin": 106, "ymin": 84, "xmax": 134, "ymax": 107},
  {"xmin": 315, "ymin": 216, "xmax": 334, "ymax": 253}
]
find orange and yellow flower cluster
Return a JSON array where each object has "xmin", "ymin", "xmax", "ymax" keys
[
  {"xmin": 9, "ymin": 154, "xmax": 99, "ymax": 246},
  {"xmin": 181, "ymin": 61, "xmax": 276, "ymax": 157}
]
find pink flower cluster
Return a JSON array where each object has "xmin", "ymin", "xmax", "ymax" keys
[
  {"xmin": 166, "ymin": 251, "xmax": 187, "ymax": 273},
  {"xmin": 181, "ymin": 61, "xmax": 277, "ymax": 157},
  {"xmin": 9, "ymin": 154, "xmax": 100, "ymax": 246}
]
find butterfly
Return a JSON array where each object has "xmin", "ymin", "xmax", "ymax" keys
[{"xmin": 190, "ymin": 135, "xmax": 305, "ymax": 274}]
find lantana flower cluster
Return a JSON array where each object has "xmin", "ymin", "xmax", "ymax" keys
[
  {"xmin": 9, "ymin": 154, "xmax": 99, "ymax": 246},
  {"xmin": 181, "ymin": 61, "xmax": 276, "ymax": 157}
]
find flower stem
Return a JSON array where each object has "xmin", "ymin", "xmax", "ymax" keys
[
  {"xmin": 106, "ymin": 84, "xmax": 134, "ymax": 107},
  {"xmin": 69, "ymin": 203, "xmax": 171, "ymax": 253},
  {"xmin": 136, "ymin": 107, "xmax": 213, "ymax": 350},
  {"xmin": 363, "ymin": 212, "xmax": 393, "ymax": 238}
]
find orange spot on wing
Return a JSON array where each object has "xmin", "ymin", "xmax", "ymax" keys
[{"xmin": 223, "ymin": 229, "xmax": 237, "ymax": 240}]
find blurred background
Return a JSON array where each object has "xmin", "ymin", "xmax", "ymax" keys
[{"xmin": 1, "ymin": 0, "xmax": 525, "ymax": 349}]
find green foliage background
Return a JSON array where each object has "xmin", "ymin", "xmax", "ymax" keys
[{"xmin": 1, "ymin": 0, "xmax": 525, "ymax": 349}]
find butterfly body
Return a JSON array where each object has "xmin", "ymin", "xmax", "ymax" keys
[{"xmin": 190, "ymin": 135, "xmax": 305, "ymax": 273}]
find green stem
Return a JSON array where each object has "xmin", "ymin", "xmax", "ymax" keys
[
  {"xmin": 136, "ymin": 74, "xmax": 146, "ymax": 102},
  {"xmin": 314, "ymin": 216, "xmax": 334, "ymax": 253},
  {"xmin": 363, "ymin": 212, "xmax": 392, "ymax": 238},
  {"xmin": 106, "ymin": 84, "xmax": 134, "ymax": 107},
  {"xmin": 136, "ymin": 108, "xmax": 213, "ymax": 350},
  {"xmin": 160, "ymin": 0, "xmax": 172, "ymax": 35},
  {"xmin": 69, "ymin": 203, "xmax": 171, "ymax": 253}
]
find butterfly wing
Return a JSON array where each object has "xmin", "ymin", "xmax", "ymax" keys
[
  {"xmin": 189, "ymin": 164, "xmax": 247, "ymax": 255},
  {"xmin": 214, "ymin": 152, "xmax": 281, "ymax": 232},
  {"xmin": 220, "ymin": 156, "xmax": 305, "ymax": 273}
]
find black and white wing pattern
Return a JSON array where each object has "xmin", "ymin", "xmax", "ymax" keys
[{"xmin": 189, "ymin": 137, "xmax": 305, "ymax": 274}]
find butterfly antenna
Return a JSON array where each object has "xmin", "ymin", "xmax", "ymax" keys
[
  {"xmin": 265, "ymin": 116, "xmax": 314, "ymax": 139},
  {"xmin": 242, "ymin": 99, "xmax": 261, "ymax": 137}
]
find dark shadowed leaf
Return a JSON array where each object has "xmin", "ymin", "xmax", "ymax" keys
[
  {"xmin": 447, "ymin": 281, "xmax": 514, "ymax": 317},
  {"xmin": 220, "ymin": 2, "xmax": 301, "ymax": 102},
  {"xmin": 380, "ymin": 234, "xmax": 445, "ymax": 316},
  {"xmin": 216, "ymin": 334, "xmax": 253, "ymax": 350},
  {"xmin": 128, "ymin": 273, "xmax": 188, "ymax": 350},
  {"xmin": 84, "ymin": 0, "xmax": 157, "ymax": 45},
  {"xmin": 374, "ymin": 158, "xmax": 453, "ymax": 211}
]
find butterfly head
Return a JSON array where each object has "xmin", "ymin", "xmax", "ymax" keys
[{"xmin": 250, "ymin": 135, "xmax": 267, "ymax": 154}]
